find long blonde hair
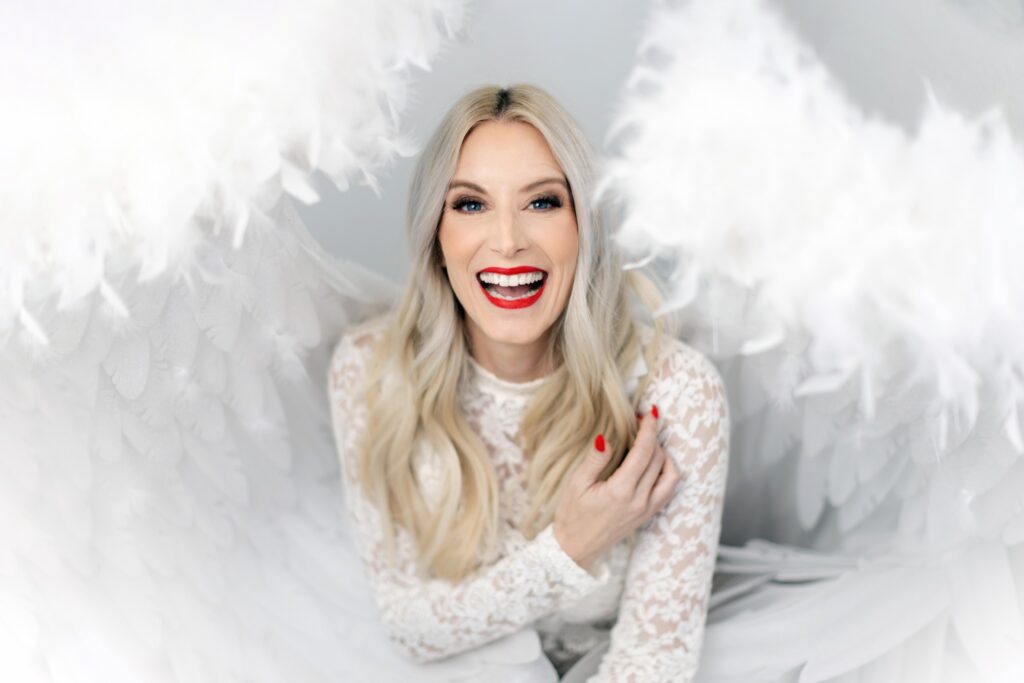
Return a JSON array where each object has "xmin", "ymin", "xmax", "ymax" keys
[{"xmin": 355, "ymin": 83, "xmax": 676, "ymax": 582}]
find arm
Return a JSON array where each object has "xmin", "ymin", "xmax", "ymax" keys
[
  {"xmin": 327, "ymin": 330, "xmax": 615, "ymax": 664},
  {"xmin": 589, "ymin": 343, "xmax": 730, "ymax": 682}
]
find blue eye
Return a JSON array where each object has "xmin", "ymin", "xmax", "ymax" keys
[
  {"xmin": 531, "ymin": 194, "xmax": 563, "ymax": 210},
  {"xmin": 451, "ymin": 196, "xmax": 483, "ymax": 213},
  {"xmin": 448, "ymin": 194, "xmax": 483, "ymax": 210}
]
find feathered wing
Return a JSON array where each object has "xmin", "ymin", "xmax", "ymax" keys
[
  {"xmin": 0, "ymin": 2, "xmax": 558, "ymax": 681},
  {"xmin": 598, "ymin": 0, "xmax": 1024, "ymax": 680}
]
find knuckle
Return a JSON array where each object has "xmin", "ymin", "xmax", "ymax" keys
[
  {"xmin": 652, "ymin": 488, "xmax": 669, "ymax": 508},
  {"xmin": 608, "ymin": 483, "xmax": 632, "ymax": 502},
  {"xmin": 661, "ymin": 476, "xmax": 679, "ymax": 496}
]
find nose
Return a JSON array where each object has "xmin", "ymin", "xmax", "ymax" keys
[{"xmin": 488, "ymin": 204, "xmax": 529, "ymax": 258}]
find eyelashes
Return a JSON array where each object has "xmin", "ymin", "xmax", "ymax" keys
[
  {"xmin": 449, "ymin": 196, "xmax": 483, "ymax": 212},
  {"xmin": 449, "ymin": 193, "xmax": 564, "ymax": 213},
  {"xmin": 530, "ymin": 194, "xmax": 563, "ymax": 211}
]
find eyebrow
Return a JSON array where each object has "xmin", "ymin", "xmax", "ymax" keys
[{"xmin": 447, "ymin": 176, "xmax": 569, "ymax": 195}]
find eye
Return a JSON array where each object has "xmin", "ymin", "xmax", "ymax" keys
[
  {"xmin": 450, "ymin": 195, "xmax": 484, "ymax": 213},
  {"xmin": 530, "ymin": 194, "xmax": 563, "ymax": 211}
]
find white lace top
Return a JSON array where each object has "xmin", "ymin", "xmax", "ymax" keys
[{"xmin": 327, "ymin": 319, "xmax": 730, "ymax": 682}]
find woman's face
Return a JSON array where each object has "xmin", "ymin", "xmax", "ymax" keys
[{"xmin": 437, "ymin": 120, "xmax": 579, "ymax": 355}]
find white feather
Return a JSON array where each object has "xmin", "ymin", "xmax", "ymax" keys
[
  {"xmin": 604, "ymin": 0, "xmax": 1024, "ymax": 678},
  {"xmin": 0, "ymin": 0, "xmax": 568, "ymax": 677}
]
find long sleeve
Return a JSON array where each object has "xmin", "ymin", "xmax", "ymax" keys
[
  {"xmin": 588, "ymin": 340, "xmax": 730, "ymax": 682},
  {"xmin": 326, "ymin": 327, "xmax": 615, "ymax": 664}
]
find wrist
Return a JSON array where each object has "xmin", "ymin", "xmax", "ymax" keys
[{"xmin": 552, "ymin": 522, "xmax": 594, "ymax": 572}]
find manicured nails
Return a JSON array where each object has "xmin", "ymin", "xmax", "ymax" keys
[
  {"xmin": 594, "ymin": 434, "xmax": 606, "ymax": 453},
  {"xmin": 636, "ymin": 406, "xmax": 659, "ymax": 421}
]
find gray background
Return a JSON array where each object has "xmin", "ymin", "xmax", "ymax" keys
[{"xmin": 299, "ymin": 0, "xmax": 1024, "ymax": 285}]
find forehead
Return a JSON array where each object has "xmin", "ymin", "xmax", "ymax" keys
[{"xmin": 453, "ymin": 120, "xmax": 563, "ymax": 180}]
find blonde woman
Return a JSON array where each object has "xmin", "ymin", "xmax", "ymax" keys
[{"xmin": 327, "ymin": 84, "xmax": 730, "ymax": 682}]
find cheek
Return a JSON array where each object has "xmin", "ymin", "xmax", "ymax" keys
[
  {"xmin": 437, "ymin": 221, "xmax": 464, "ymax": 266},
  {"xmin": 553, "ymin": 221, "xmax": 580, "ymax": 275},
  {"xmin": 437, "ymin": 220, "xmax": 452, "ymax": 258},
  {"xmin": 437, "ymin": 221, "xmax": 476, "ymax": 290}
]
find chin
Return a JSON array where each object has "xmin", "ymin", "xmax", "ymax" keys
[
  {"xmin": 486, "ymin": 322, "xmax": 546, "ymax": 345},
  {"xmin": 476, "ymin": 315, "xmax": 551, "ymax": 346}
]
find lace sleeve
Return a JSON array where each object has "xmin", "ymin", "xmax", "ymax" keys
[
  {"xmin": 327, "ymin": 327, "xmax": 616, "ymax": 664},
  {"xmin": 588, "ymin": 340, "xmax": 730, "ymax": 683}
]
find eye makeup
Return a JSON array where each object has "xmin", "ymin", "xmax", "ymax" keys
[{"xmin": 448, "ymin": 192, "xmax": 565, "ymax": 213}]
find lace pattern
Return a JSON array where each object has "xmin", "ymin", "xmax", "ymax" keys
[
  {"xmin": 587, "ymin": 331, "xmax": 730, "ymax": 682},
  {"xmin": 327, "ymin": 318, "xmax": 729, "ymax": 681}
]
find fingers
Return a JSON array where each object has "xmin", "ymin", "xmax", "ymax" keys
[
  {"xmin": 646, "ymin": 447, "xmax": 682, "ymax": 517},
  {"xmin": 575, "ymin": 432, "xmax": 611, "ymax": 486},
  {"xmin": 635, "ymin": 439, "xmax": 666, "ymax": 500},
  {"xmin": 608, "ymin": 406, "xmax": 659, "ymax": 489}
]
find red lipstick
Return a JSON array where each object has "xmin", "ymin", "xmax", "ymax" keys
[
  {"xmin": 479, "ymin": 266, "xmax": 545, "ymax": 275},
  {"xmin": 477, "ymin": 266, "xmax": 547, "ymax": 310}
]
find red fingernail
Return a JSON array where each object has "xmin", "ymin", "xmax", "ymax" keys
[
  {"xmin": 594, "ymin": 434, "xmax": 605, "ymax": 452},
  {"xmin": 635, "ymin": 412, "xmax": 642, "ymax": 420},
  {"xmin": 651, "ymin": 404, "xmax": 659, "ymax": 419}
]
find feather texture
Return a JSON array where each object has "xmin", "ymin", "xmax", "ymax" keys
[
  {"xmin": 601, "ymin": 0, "xmax": 1024, "ymax": 679},
  {"xmin": 0, "ymin": 1, "xmax": 561, "ymax": 679}
]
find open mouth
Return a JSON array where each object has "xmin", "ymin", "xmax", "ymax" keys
[{"xmin": 475, "ymin": 270, "xmax": 548, "ymax": 309}]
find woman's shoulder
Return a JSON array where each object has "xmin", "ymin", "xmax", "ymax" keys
[
  {"xmin": 332, "ymin": 314, "xmax": 391, "ymax": 361},
  {"xmin": 636, "ymin": 322, "xmax": 727, "ymax": 406},
  {"xmin": 329, "ymin": 313, "xmax": 393, "ymax": 390}
]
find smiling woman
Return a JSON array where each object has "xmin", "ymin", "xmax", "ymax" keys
[
  {"xmin": 327, "ymin": 84, "xmax": 730, "ymax": 681},
  {"xmin": 438, "ymin": 119, "xmax": 579, "ymax": 380}
]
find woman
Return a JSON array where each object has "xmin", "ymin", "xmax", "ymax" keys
[{"xmin": 327, "ymin": 84, "xmax": 730, "ymax": 681}]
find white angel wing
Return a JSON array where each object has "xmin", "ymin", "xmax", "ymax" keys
[
  {"xmin": 0, "ymin": 1, "xmax": 558, "ymax": 680},
  {"xmin": 0, "ymin": 0, "xmax": 465, "ymax": 335},
  {"xmin": 600, "ymin": 0, "xmax": 1024, "ymax": 680},
  {"xmin": 1, "ymin": 197, "xmax": 557, "ymax": 682}
]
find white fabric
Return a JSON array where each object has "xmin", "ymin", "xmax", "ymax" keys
[{"xmin": 327, "ymin": 318, "xmax": 730, "ymax": 681}]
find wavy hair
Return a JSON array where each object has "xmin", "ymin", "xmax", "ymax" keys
[{"xmin": 354, "ymin": 83, "xmax": 677, "ymax": 582}]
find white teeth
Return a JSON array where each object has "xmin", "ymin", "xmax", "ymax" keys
[
  {"xmin": 478, "ymin": 271, "xmax": 545, "ymax": 286},
  {"xmin": 477, "ymin": 270, "xmax": 546, "ymax": 301}
]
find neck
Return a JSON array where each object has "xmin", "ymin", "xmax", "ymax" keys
[{"xmin": 466, "ymin": 321, "xmax": 553, "ymax": 383}]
